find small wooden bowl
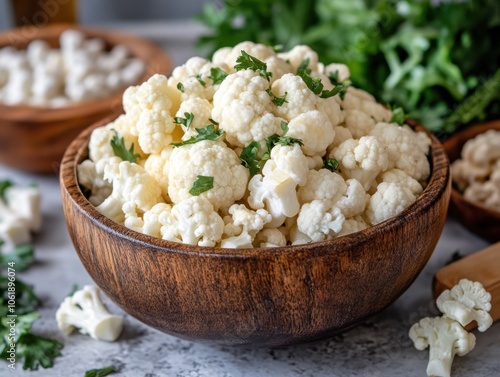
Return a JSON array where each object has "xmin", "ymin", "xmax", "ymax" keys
[
  {"xmin": 0, "ymin": 24, "xmax": 171, "ymax": 174},
  {"xmin": 443, "ymin": 120, "xmax": 500, "ymax": 242},
  {"xmin": 60, "ymin": 120, "xmax": 450, "ymax": 347}
]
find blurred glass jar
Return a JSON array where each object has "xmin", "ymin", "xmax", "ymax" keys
[{"xmin": 11, "ymin": 0, "xmax": 78, "ymax": 27}]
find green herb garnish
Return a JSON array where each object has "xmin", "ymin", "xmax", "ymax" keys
[
  {"xmin": 0, "ymin": 242, "xmax": 34, "ymax": 272},
  {"xmin": 195, "ymin": 74, "xmax": 206, "ymax": 87},
  {"xmin": 171, "ymin": 125, "xmax": 224, "ymax": 147},
  {"xmin": 189, "ymin": 175, "xmax": 214, "ymax": 196},
  {"xmin": 0, "ymin": 180, "xmax": 12, "ymax": 200},
  {"xmin": 266, "ymin": 89, "xmax": 288, "ymax": 106},
  {"xmin": 240, "ymin": 141, "xmax": 261, "ymax": 177},
  {"xmin": 173, "ymin": 112, "xmax": 195, "ymax": 130},
  {"xmin": 262, "ymin": 123, "xmax": 303, "ymax": 161},
  {"xmin": 389, "ymin": 106, "xmax": 407, "ymax": 126},
  {"xmin": 110, "ymin": 129, "xmax": 140, "ymax": 163},
  {"xmin": 84, "ymin": 366, "xmax": 116, "ymax": 377},
  {"xmin": 235, "ymin": 51, "xmax": 272, "ymax": 81},
  {"xmin": 323, "ymin": 158, "xmax": 340, "ymax": 172},
  {"xmin": 176, "ymin": 82, "xmax": 185, "ymax": 93},
  {"xmin": 208, "ymin": 67, "xmax": 228, "ymax": 85}
]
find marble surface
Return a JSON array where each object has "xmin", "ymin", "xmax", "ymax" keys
[{"xmin": 1, "ymin": 23, "xmax": 499, "ymax": 377}]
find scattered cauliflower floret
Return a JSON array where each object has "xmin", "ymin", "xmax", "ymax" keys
[
  {"xmin": 168, "ymin": 140, "xmax": 249, "ymax": 211},
  {"xmin": 212, "ymin": 70, "xmax": 282, "ymax": 147},
  {"xmin": 160, "ymin": 196, "xmax": 224, "ymax": 247},
  {"xmin": 220, "ymin": 204, "xmax": 271, "ymax": 248},
  {"xmin": 332, "ymin": 136, "xmax": 389, "ymax": 191}
]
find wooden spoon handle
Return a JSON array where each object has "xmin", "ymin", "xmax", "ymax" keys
[{"xmin": 433, "ymin": 242, "xmax": 500, "ymax": 324}]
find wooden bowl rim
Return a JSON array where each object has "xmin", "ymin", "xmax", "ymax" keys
[
  {"xmin": 443, "ymin": 119, "xmax": 500, "ymax": 219},
  {"xmin": 0, "ymin": 24, "xmax": 171, "ymax": 121},
  {"xmin": 60, "ymin": 118, "xmax": 450, "ymax": 259}
]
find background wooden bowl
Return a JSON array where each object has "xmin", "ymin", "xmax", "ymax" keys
[
  {"xmin": 0, "ymin": 24, "xmax": 171, "ymax": 174},
  {"xmin": 443, "ymin": 120, "xmax": 500, "ymax": 242},
  {"xmin": 60, "ymin": 119, "xmax": 450, "ymax": 348}
]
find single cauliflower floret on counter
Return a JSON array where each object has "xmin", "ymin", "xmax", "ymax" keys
[
  {"xmin": 369, "ymin": 122, "xmax": 431, "ymax": 183},
  {"xmin": 160, "ymin": 196, "xmax": 224, "ymax": 247},
  {"xmin": 96, "ymin": 157, "xmax": 163, "ymax": 224},
  {"xmin": 212, "ymin": 70, "xmax": 283, "ymax": 147},
  {"xmin": 332, "ymin": 136, "xmax": 389, "ymax": 191},
  {"xmin": 297, "ymin": 200, "xmax": 345, "ymax": 242},
  {"xmin": 168, "ymin": 140, "xmax": 249, "ymax": 211},
  {"xmin": 220, "ymin": 204, "xmax": 271, "ymax": 248},
  {"xmin": 123, "ymin": 74, "xmax": 176, "ymax": 154},
  {"xmin": 287, "ymin": 110, "xmax": 335, "ymax": 156}
]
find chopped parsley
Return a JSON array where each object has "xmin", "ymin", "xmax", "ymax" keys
[
  {"xmin": 110, "ymin": 129, "xmax": 140, "ymax": 163},
  {"xmin": 170, "ymin": 124, "xmax": 224, "ymax": 147},
  {"xmin": 189, "ymin": 175, "xmax": 214, "ymax": 196}
]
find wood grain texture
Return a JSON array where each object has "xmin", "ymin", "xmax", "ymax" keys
[
  {"xmin": 433, "ymin": 242, "xmax": 500, "ymax": 326},
  {"xmin": 0, "ymin": 24, "xmax": 171, "ymax": 174},
  {"xmin": 59, "ymin": 118, "xmax": 451, "ymax": 347},
  {"xmin": 443, "ymin": 120, "xmax": 500, "ymax": 242}
]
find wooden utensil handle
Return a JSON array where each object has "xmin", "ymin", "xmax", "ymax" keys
[{"xmin": 433, "ymin": 242, "xmax": 500, "ymax": 325}]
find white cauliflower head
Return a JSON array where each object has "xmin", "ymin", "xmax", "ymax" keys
[
  {"xmin": 286, "ymin": 110, "xmax": 335, "ymax": 156},
  {"xmin": 297, "ymin": 169, "xmax": 347, "ymax": 207},
  {"xmin": 220, "ymin": 204, "xmax": 271, "ymax": 248},
  {"xmin": 297, "ymin": 200, "xmax": 345, "ymax": 242}
]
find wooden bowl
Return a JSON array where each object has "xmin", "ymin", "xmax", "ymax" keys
[
  {"xmin": 443, "ymin": 120, "xmax": 500, "ymax": 242},
  {"xmin": 0, "ymin": 24, "xmax": 171, "ymax": 174},
  {"xmin": 60, "ymin": 119, "xmax": 451, "ymax": 347}
]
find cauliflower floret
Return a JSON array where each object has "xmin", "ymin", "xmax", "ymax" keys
[
  {"xmin": 332, "ymin": 136, "xmax": 389, "ymax": 191},
  {"xmin": 297, "ymin": 200, "xmax": 345, "ymax": 242},
  {"xmin": 370, "ymin": 122, "xmax": 431, "ymax": 183},
  {"xmin": 340, "ymin": 87, "xmax": 391, "ymax": 122},
  {"xmin": 271, "ymin": 73, "xmax": 342, "ymax": 127},
  {"xmin": 365, "ymin": 181, "xmax": 416, "ymax": 225},
  {"xmin": 344, "ymin": 109, "xmax": 377, "ymax": 139},
  {"xmin": 96, "ymin": 157, "xmax": 163, "ymax": 224},
  {"xmin": 212, "ymin": 70, "xmax": 282, "ymax": 147},
  {"xmin": 297, "ymin": 169, "xmax": 347, "ymax": 206},
  {"xmin": 379, "ymin": 169, "xmax": 423, "ymax": 198},
  {"xmin": 124, "ymin": 74, "xmax": 176, "ymax": 154},
  {"xmin": 159, "ymin": 196, "xmax": 224, "ymax": 247},
  {"xmin": 143, "ymin": 146, "xmax": 173, "ymax": 200},
  {"xmin": 254, "ymin": 227, "xmax": 287, "ymax": 248},
  {"xmin": 328, "ymin": 126, "xmax": 354, "ymax": 151},
  {"xmin": 77, "ymin": 159, "xmax": 112, "ymax": 206},
  {"xmin": 220, "ymin": 41, "xmax": 276, "ymax": 72},
  {"xmin": 268, "ymin": 143, "xmax": 309, "ymax": 186},
  {"xmin": 220, "ymin": 204, "xmax": 271, "ymax": 248},
  {"xmin": 335, "ymin": 178, "xmax": 368, "ymax": 218},
  {"xmin": 286, "ymin": 110, "xmax": 335, "ymax": 156},
  {"xmin": 323, "ymin": 63, "xmax": 351, "ymax": 82},
  {"xmin": 461, "ymin": 129, "xmax": 500, "ymax": 167},
  {"xmin": 175, "ymin": 97, "xmax": 213, "ymax": 139},
  {"xmin": 142, "ymin": 203, "xmax": 172, "ymax": 238},
  {"xmin": 278, "ymin": 45, "xmax": 320, "ymax": 73},
  {"xmin": 168, "ymin": 140, "xmax": 249, "ymax": 211},
  {"xmin": 337, "ymin": 215, "xmax": 368, "ymax": 237}
]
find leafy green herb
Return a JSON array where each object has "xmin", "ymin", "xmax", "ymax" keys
[
  {"xmin": 176, "ymin": 82, "xmax": 185, "ymax": 93},
  {"xmin": 171, "ymin": 125, "xmax": 224, "ymax": 147},
  {"xmin": 173, "ymin": 112, "xmax": 195, "ymax": 130},
  {"xmin": 0, "ymin": 242, "xmax": 34, "ymax": 272},
  {"xmin": 390, "ymin": 106, "xmax": 407, "ymax": 126},
  {"xmin": 189, "ymin": 176, "xmax": 214, "ymax": 196},
  {"xmin": 110, "ymin": 130, "xmax": 140, "ymax": 163},
  {"xmin": 297, "ymin": 58, "xmax": 312, "ymax": 75},
  {"xmin": 235, "ymin": 51, "xmax": 272, "ymax": 81},
  {"xmin": 195, "ymin": 74, "xmax": 206, "ymax": 87},
  {"xmin": 297, "ymin": 67, "xmax": 323, "ymax": 95},
  {"xmin": 266, "ymin": 88, "xmax": 288, "ymax": 106},
  {"xmin": 0, "ymin": 180, "xmax": 12, "ymax": 200},
  {"xmin": 0, "ymin": 276, "xmax": 41, "ymax": 316},
  {"xmin": 240, "ymin": 141, "xmax": 261, "ymax": 177},
  {"xmin": 84, "ymin": 366, "xmax": 116, "ymax": 377},
  {"xmin": 328, "ymin": 70, "xmax": 339, "ymax": 85},
  {"xmin": 323, "ymin": 158, "xmax": 340, "ymax": 172},
  {"xmin": 280, "ymin": 120, "xmax": 289, "ymax": 134},
  {"xmin": 208, "ymin": 118, "xmax": 219, "ymax": 126},
  {"xmin": 262, "ymin": 134, "xmax": 304, "ymax": 161},
  {"xmin": 67, "ymin": 283, "xmax": 79, "ymax": 297},
  {"xmin": 208, "ymin": 67, "xmax": 228, "ymax": 85}
]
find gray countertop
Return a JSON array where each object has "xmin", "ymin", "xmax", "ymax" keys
[{"xmin": 1, "ymin": 23, "xmax": 499, "ymax": 377}]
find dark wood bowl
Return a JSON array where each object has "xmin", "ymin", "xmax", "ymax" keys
[
  {"xmin": 443, "ymin": 120, "xmax": 500, "ymax": 242},
  {"xmin": 60, "ymin": 119, "xmax": 450, "ymax": 347},
  {"xmin": 0, "ymin": 24, "xmax": 171, "ymax": 174}
]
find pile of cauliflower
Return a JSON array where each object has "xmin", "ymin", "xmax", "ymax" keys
[
  {"xmin": 451, "ymin": 129, "xmax": 500, "ymax": 212},
  {"xmin": 78, "ymin": 41, "xmax": 432, "ymax": 248},
  {"xmin": 0, "ymin": 30, "xmax": 144, "ymax": 107}
]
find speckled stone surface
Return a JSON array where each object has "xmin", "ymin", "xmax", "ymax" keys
[{"xmin": 1, "ymin": 29, "xmax": 499, "ymax": 377}]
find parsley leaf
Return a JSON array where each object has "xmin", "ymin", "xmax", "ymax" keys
[
  {"xmin": 110, "ymin": 130, "xmax": 140, "ymax": 163},
  {"xmin": 328, "ymin": 70, "xmax": 340, "ymax": 85},
  {"xmin": 297, "ymin": 58, "xmax": 312, "ymax": 75},
  {"xmin": 280, "ymin": 120, "xmax": 289, "ymax": 134},
  {"xmin": 208, "ymin": 67, "xmax": 228, "ymax": 85},
  {"xmin": 195, "ymin": 74, "xmax": 206, "ymax": 87},
  {"xmin": 0, "ymin": 276, "xmax": 41, "ymax": 316},
  {"xmin": 0, "ymin": 180, "xmax": 12, "ymax": 200},
  {"xmin": 297, "ymin": 67, "xmax": 323, "ymax": 95},
  {"xmin": 176, "ymin": 82, "xmax": 185, "ymax": 93},
  {"xmin": 84, "ymin": 366, "xmax": 116, "ymax": 377},
  {"xmin": 266, "ymin": 88, "xmax": 288, "ymax": 106},
  {"xmin": 235, "ymin": 50, "xmax": 272, "ymax": 81},
  {"xmin": 298, "ymin": 66, "xmax": 350, "ymax": 99},
  {"xmin": 240, "ymin": 141, "xmax": 261, "ymax": 177},
  {"xmin": 323, "ymin": 158, "xmax": 340, "ymax": 172},
  {"xmin": 173, "ymin": 112, "xmax": 195, "ymax": 130},
  {"xmin": 0, "ymin": 243, "xmax": 34, "ymax": 272},
  {"xmin": 389, "ymin": 106, "xmax": 407, "ymax": 126},
  {"xmin": 171, "ymin": 125, "xmax": 224, "ymax": 147},
  {"xmin": 189, "ymin": 176, "xmax": 214, "ymax": 196}
]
